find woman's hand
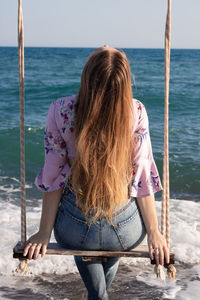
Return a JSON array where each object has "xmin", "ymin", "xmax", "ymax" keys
[
  {"xmin": 23, "ymin": 231, "xmax": 51, "ymax": 260},
  {"xmin": 23, "ymin": 188, "xmax": 63, "ymax": 260},
  {"xmin": 147, "ymin": 228, "xmax": 170, "ymax": 266},
  {"xmin": 136, "ymin": 195, "xmax": 170, "ymax": 266}
]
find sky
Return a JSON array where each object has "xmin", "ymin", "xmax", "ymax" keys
[{"xmin": 0, "ymin": 0, "xmax": 200, "ymax": 49}]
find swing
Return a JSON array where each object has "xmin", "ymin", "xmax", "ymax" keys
[{"xmin": 13, "ymin": 0, "xmax": 175, "ymax": 279}]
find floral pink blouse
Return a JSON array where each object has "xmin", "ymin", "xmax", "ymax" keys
[{"xmin": 35, "ymin": 95, "xmax": 162, "ymax": 197}]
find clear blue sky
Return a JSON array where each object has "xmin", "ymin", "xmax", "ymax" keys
[{"xmin": 1, "ymin": 0, "xmax": 200, "ymax": 48}]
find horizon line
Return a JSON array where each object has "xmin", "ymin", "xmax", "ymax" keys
[{"xmin": 0, "ymin": 45, "xmax": 200, "ymax": 50}]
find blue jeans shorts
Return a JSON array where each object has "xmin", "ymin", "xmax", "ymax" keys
[{"xmin": 53, "ymin": 187, "xmax": 146, "ymax": 251}]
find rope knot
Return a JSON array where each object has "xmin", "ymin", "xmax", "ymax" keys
[
  {"xmin": 167, "ymin": 264, "xmax": 176, "ymax": 282},
  {"xmin": 16, "ymin": 258, "xmax": 28, "ymax": 275}
]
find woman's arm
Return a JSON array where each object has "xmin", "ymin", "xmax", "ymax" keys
[
  {"xmin": 137, "ymin": 194, "xmax": 170, "ymax": 266},
  {"xmin": 23, "ymin": 187, "xmax": 63, "ymax": 260}
]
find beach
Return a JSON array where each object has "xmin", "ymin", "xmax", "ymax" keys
[
  {"xmin": 1, "ymin": 199, "xmax": 200, "ymax": 299},
  {"xmin": 0, "ymin": 47, "xmax": 200, "ymax": 299}
]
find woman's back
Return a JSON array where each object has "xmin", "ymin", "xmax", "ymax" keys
[{"xmin": 35, "ymin": 95, "xmax": 161, "ymax": 206}]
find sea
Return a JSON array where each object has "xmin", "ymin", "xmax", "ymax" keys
[{"xmin": 0, "ymin": 47, "xmax": 199, "ymax": 299}]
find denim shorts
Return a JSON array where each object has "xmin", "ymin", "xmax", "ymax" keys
[{"xmin": 53, "ymin": 187, "xmax": 146, "ymax": 251}]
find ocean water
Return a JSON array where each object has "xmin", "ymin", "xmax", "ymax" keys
[{"xmin": 0, "ymin": 47, "xmax": 200, "ymax": 299}]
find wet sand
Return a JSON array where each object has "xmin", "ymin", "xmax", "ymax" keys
[{"xmin": 1, "ymin": 262, "xmax": 197, "ymax": 300}]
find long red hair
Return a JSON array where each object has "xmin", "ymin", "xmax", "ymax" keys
[{"xmin": 71, "ymin": 48, "xmax": 134, "ymax": 221}]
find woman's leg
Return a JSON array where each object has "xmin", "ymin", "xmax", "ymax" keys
[
  {"xmin": 74, "ymin": 256, "xmax": 119, "ymax": 300},
  {"xmin": 102, "ymin": 257, "xmax": 119, "ymax": 290}
]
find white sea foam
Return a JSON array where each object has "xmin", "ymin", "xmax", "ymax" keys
[
  {"xmin": 0, "ymin": 200, "xmax": 77, "ymax": 277},
  {"xmin": 0, "ymin": 197, "xmax": 200, "ymax": 299},
  {"xmin": 0, "ymin": 175, "xmax": 32, "ymax": 194},
  {"xmin": 137, "ymin": 199, "xmax": 200, "ymax": 300}
]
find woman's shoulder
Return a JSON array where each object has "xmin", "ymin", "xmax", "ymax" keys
[
  {"xmin": 132, "ymin": 98, "xmax": 147, "ymax": 123},
  {"xmin": 52, "ymin": 94, "xmax": 77, "ymax": 108},
  {"xmin": 50, "ymin": 95, "xmax": 77, "ymax": 134}
]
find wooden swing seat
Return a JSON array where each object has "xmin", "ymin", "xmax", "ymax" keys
[{"xmin": 13, "ymin": 242, "xmax": 175, "ymax": 265}]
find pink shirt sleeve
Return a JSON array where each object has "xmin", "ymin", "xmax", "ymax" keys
[
  {"xmin": 130, "ymin": 100, "xmax": 162, "ymax": 197},
  {"xmin": 35, "ymin": 101, "xmax": 71, "ymax": 192}
]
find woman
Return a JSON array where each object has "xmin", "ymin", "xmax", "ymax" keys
[{"xmin": 23, "ymin": 46, "xmax": 169, "ymax": 300}]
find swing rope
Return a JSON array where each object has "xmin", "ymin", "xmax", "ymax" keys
[
  {"xmin": 161, "ymin": 0, "xmax": 171, "ymax": 249},
  {"xmin": 158, "ymin": 0, "xmax": 176, "ymax": 281},
  {"xmin": 15, "ymin": 0, "xmax": 29, "ymax": 275},
  {"xmin": 18, "ymin": 0, "xmax": 26, "ymax": 247}
]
